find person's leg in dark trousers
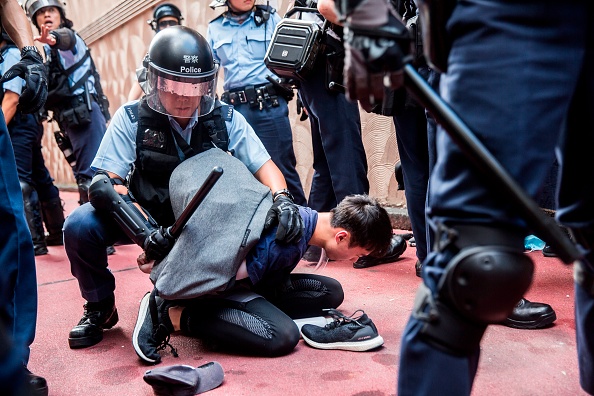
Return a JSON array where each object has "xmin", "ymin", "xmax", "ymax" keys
[
  {"xmin": 298, "ymin": 62, "xmax": 369, "ymax": 212},
  {"xmin": 64, "ymin": 203, "xmax": 132, "ymax": 302},
  {"xmin": 0, "ymin": 110, "xmax": 41, "ymax": 393},
  {"xmin": 8, "ymin": 113, "xmax": 53, "ymax": 254},
  {"xmin": 254, "ymin": 273, "xmax": 345, "ymax": 319},
  {"xmin": 180, "ymin": 274, "xmax": 343, "ymax": 356},
  {"xmin": 399, "ymin": 2, "xmax": 587, "ymax": 393},
  {"xmin": 235, "ymin": 99, "xmax": 306, "ymax": 205},
  {"xmin": 180, "ymin": 296, "xmax": 300, "ymax": 357},
  {"xmin": 66, "ymin": 101, "xmax": 106, "ymax": 183},
  {"xmin": 394, "ymin": 104, "xmax": 430, "ymax": 264}
]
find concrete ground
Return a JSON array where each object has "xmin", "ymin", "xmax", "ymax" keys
[{"xmin": 29, "ymin": 190, "xmax": 587, "ymax": 395}]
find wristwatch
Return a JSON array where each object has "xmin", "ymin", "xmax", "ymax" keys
[
  {"xmin": 21, "ymin": 45, "xmax": 41, "ymax": 57},
  {"xmin": 273, "ymin": 188, "xmax": 295, "ymax": 202}
]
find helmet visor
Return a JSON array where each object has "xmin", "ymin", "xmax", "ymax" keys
[{"xmin": 145, "ymin": 64, "xmax": 218, "ymax": 118}]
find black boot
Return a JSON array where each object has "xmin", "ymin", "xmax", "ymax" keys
[
  {"xmin": 20, "ymin": 181, "xmax": 47, "ymax": 256},
  {"xmin": 353, "ymin": 234, "xmax": 407, "ymax": 268},
  {"xmin": 41, "ymin": 197, "xmax": 65, "ymax": 246},
  {"xmin": 68, "ymin": 296, "xmax": 119, "ymax": 349},
  {"xmin": 501, "ymin": 298, "xmax": 557, "ymax": 329},
  {"xmin": 24, "ymin": 367, "xmax": 48, "ymax": 396}
]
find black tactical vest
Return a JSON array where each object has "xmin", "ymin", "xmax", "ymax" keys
[{"xmin": 128, "ymin": 99, "xmax": 230, "ymax": 226}]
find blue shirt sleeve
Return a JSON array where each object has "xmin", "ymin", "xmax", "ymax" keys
[
  {"xmin": 90, "ymin": 100, "xmax": 139, "ymax": 178},
  {"xmin": 207, "ymin": 10, "xmax": 283, "ymax": 91},
  {"xmin": 226, "ymin": 108, "xmax": 271, "ymax": 174},
  {"xmin": 0, "ymin": 47, "xmax": 24, "ymax": 95}
]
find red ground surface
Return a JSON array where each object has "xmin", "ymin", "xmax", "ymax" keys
[{"xmin": 29, "ymin": 191, "xmax": 587, "ymax": 395}]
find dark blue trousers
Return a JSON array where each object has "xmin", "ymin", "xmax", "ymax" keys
[
  {"xmin": 399, "ymin": 1, "xmax": 594, "ymax": 394},
  {"xmin": 0, "ymin": 110, "xmax": 37, "ymax": 391},
  {"xmin": 65, "ymin": 100, "xmax": 106, "ymax": 182},
  {"xmin": 233, "ymin": 98, "xmax": 306, "ymax": 205},
  {"xmin": 8, "ymin": 112, "xmax": 59, "ymax": 200},
  {"xmin": 393, "ymin": 67, "xmax": 439, "ymax": 262},
  {"xmin": 298, "ymin": 61, "xmax": 369, "ymax": 211},
  {"xmin": 64, "ymin": 203, "xmax": 134, "ymax": 302}
]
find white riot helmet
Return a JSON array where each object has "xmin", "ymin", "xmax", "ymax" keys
[{"xmin": 22, "ymin": 0, "xmax": 65, "ymax": 19}]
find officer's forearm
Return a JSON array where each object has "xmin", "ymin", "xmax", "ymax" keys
[
  {"xmin": 254, "ymin": 159, "xmax": 288, "ymax": 195},
  {"xmin": 1, "ymin": 91, "xmax": 19, "ymax": 124},
  {"xmin": 49, "ymin": 28, "xmax": 76, "ymax": 51},
  {"xmin": 0, "ymin": 0, "xmax": 36, "ymax": 49}
]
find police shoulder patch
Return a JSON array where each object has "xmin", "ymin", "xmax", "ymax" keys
[
  {"xmin": 124, "ymin": 103, "xmax": 139, "ymax": 124},
  {"xmin": 220, "ymin": 104, "xmax": 233, "ymax": 121}
]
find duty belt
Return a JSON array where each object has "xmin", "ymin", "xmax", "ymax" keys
[{"xmin": 221, "ymin": 83, "xmax": 279, "ymax": 110}]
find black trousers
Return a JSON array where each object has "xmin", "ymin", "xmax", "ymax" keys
[{"xmin": 180, "ymin": 274, "xmax": 344, "ymax": 356}]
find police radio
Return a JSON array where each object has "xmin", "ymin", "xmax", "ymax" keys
[{"xmin": 264, "ymin": 6, "xmax": 328, "ymax": 81}]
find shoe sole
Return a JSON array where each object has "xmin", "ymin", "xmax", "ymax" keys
[
  {"xmin": 68, "ymin": 309, "xmax": 119, "ymax": 349},
  {"xmin": 132, "ymin": 292, "xmax": 160, "ymax": 364},
  {"xmin": 301, "ymin": 334, "xmax": 384, "ymax": 351},
  {"xmin": 501, "ymin": 310, "xmax": 557, "ymax": 329}
]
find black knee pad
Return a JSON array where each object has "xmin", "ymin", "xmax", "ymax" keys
[{"xmin": 440, "ymin": 245, "xmax": 534, "ymax": 323}]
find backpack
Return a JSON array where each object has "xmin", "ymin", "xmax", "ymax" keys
[{"xmin": 149, "ymin": 148, "xmax": 273, "ymax": 300}]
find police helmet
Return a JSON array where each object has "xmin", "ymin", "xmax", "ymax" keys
[
  {"xmin": 148, "ymin": 3, "xmax": 184, "ymax": 32},
  {"xmin": 144, "ymin": 26, "xmax": 219, "ymax": 118},
  {"xmin": 22, "ymin": 0, "xmax": 65, "ymax": 20}
]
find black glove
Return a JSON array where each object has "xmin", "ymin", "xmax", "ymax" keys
[
  {"xmin": 340, "ymin": 0, "xmax": 412, "ymax": 112},
  {"xmin": 264, "ymin": 194, "xmax": 304, "ymax": 244},
  {"xmin": 296, "ymin": 96, "xmax": 308, "ymax": 121},
  {"xmin": 143, "ymin": 226, "xmax": 175, "ymax": 261},
  {"xmin": 0, "ymin": 48, "xmax": 48, "ymax": 114}
]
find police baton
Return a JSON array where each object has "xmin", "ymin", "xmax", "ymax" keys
[
  {"xmin": 167, "ymin": 166, "xmax": 224, "ymax": 239},
  {"xmin": 403, "ymin": 64, "xmax": 580, "ymax": 265}
]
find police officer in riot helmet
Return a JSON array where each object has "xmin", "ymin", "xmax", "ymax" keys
[
  {"xmin": 148, "ymin": 2, "xmax": 183, "ymax": 32},
  {"xmin": 23, "ymin": 0, "xmax": 110, "ymax": 207},
  {"xmin": 63, "ymin": 26, "xmax": 304, "ymax": 350},
  {"xmin": 144, "ymin": 27, "xmax": 218, "ymax": 124}
]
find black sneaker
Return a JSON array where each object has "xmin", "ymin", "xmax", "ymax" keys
[
  {"xmin": 68, "ymin": 298, "xmax": 118, "ymax": 349},
  {"xmin": 353, "ymin": 234, "xmax": 407, "ymax": 269},
  {"xmin": 301, "ymin": 309, "xmax": 384, "ymax": 351},
  {"xmin": 133, "ymin": 291, "xmax": 177, "ymax": 364}
]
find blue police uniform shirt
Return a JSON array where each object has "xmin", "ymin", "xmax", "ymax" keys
[
  {"xmin": 0, "ymin": 46, "xmax": 24, "ymax": 95},
  {"xmin": 91, "ymin": 100, "xmax": 271, "ymax": 179},
  {"xmin": 245, "ymin": 206, "xmax": 317, "ymax": 285},
  {"xmin": 207, "ymin": 9, "xmax": 281, "ymax": 91},
  {"xmin": 42, "ymin": 32, "xmax": 96, "ymax": 96}
]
